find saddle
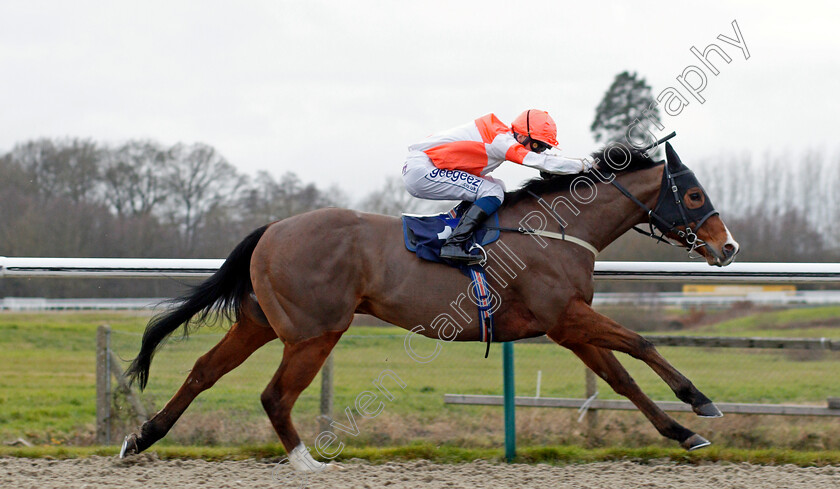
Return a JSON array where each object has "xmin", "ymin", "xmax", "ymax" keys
[{"xmin": 401, "ymin": 203, "xmax": 500, "ymax": 266}]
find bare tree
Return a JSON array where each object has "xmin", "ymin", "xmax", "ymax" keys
[
  {"xmin": 163, "ymin": 143, "xmax": 246, "ymax": 254},
  {"xmin": 238, "ymin": 171, "xmax": 338, "ymax": 225},
  {"xmin": 9, "ymin": 138, "xmax": 102, "ymax": 204},
  {"xmin": 356, "ymin": 176, "xmax": 448, "ymax": 216},
  {"xmin": 0, "ymin": 153, "xmax": 39, "ymax": 255},
  {"xmin": 101, "ymin": 140, "xmax": 169, "ymax": 217}
]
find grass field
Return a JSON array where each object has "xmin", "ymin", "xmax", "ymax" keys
[{"xmin": 0, "ymin": 306, "xmax": 838, "ymax": 451}]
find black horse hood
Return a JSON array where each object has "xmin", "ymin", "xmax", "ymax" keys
[{"xmin": 650, "ymin": 142, "xmax": 719, "ymax": 234}]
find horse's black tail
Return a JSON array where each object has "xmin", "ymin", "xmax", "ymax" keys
[{"xmin": 125, "ymin": 224, "xmax": 270, "ymax": 390}]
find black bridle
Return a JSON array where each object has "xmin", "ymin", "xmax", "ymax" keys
[{"xmin": 607, "ymin": 133, "xmax": 719, "ymax": 256}]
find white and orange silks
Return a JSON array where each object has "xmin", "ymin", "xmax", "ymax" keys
[{"xmin": 403, "ymin": 113, "xmax": 590, "ymax": 204}]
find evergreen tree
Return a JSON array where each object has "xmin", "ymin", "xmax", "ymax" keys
[{"xmin": 591, "ymin": 71, "xmax": 660, "ymax": 146}]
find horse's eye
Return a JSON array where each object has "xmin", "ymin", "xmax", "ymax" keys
[{"xmin": 690, "ymin": 192, "xmax": 702, "ymax": 201}]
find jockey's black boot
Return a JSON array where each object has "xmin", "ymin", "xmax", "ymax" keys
[{"xmin": 439, "ymin": 203, "xmax": 490, "ymax": 264}]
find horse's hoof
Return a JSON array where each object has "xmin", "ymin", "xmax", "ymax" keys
[
  {"xmin": 693, "ymin": 402, "xmax": 723, "ymax": 418},
  {"xmin": 681, "ymin": 433, "xmax": 711, "ymax": 451},
  {"xmin": 119, "ymin": 434, "xmax": 139, "ymax": 458}
]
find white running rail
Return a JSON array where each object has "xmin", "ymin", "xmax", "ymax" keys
[{"xmin": 2, "ymin": 257, "xmax": 840, "ymax": 283}]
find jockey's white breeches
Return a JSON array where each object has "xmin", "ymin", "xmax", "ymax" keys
[{"xmin": 401, "ymin": 151, "xmax": 506, "ymax": 203}]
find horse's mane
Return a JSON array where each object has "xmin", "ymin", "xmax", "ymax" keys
[{"xmin": 502, "ymin": 145, "xmax": 663, "ymax": 207}]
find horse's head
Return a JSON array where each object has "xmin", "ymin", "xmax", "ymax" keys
[{"xmin": 650, "ymin": 142, "xmax": 739, "ymax": 266}]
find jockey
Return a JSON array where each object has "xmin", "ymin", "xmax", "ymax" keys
[{"xmin": 403, "ymin": 109, "xmax": 594, "ymax": 263}]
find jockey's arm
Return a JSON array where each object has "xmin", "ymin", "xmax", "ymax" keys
[
  {"xmin": 520, "ymin": 153, "xmax": 593, "ymax": 174},
  {"xmin": 499, "ymin": 136, "xmax": 593, "ymax": 174}
]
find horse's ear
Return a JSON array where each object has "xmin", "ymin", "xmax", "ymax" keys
[{"xmin": 665, "ymin": 142, "xmax": 683, "ymax": 170}]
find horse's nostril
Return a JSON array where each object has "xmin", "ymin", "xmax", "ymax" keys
[{"xmin": 723, "ymin": 243, "xmax": 737, "ymax": 257}]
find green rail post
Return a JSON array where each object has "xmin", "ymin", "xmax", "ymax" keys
[{"xmin": 502, "ymin": 341, "xmax": 516, "ymax": 462}]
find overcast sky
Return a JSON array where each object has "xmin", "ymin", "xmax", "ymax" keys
[{"xmin": 1, "ymin": 1, "xmax": 838, "ymax": 198}]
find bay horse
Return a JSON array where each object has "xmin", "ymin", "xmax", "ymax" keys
[{"xmin": 122, "ymin": 142, "xmax": 739, "ymax": 470}]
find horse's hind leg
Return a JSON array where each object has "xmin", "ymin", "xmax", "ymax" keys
[
  {"xmin": 260, "ymin": 331, "xmax": 343, "ymax": 472},
  {"xmin": 121, "ymin": 313, "xmax": 277, "ymax": 456},
  {"xmin": 564, "ymin": 342, "xmax": 711, "ymax": 450},
  {"xmin": 562, "ymin": 301, "xmax": 721, "ymax": 418}
]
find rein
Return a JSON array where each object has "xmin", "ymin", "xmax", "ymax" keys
[
  {"xmin": 610, "ymin": 177, "xmax": 708, "ymax": 255},
  {"xmin": 484, "ymin": 133, "xmax": 717, "ymax": 260}
]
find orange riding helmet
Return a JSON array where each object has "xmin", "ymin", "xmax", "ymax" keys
[{"xmin": 511, "ymin": 109, "xmax": 559, "ymax": 149}]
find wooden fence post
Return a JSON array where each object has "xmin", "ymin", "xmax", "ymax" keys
[
  {"xmin": 319, "ymin": 353, "xmax": 334, "ymax": 434},
  {"xmin": 96, "ymin": 324, "xmax": 111, "ymax": 445}
]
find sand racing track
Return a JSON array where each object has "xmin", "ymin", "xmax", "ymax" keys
[{"xmin": 2, "ymin": 454, "xmax": 839, "ymax": 488}]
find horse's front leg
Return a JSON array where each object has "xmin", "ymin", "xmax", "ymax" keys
[
  {"xmin": 559, "ymin": 341, "xmax": 711, "ymax": 450},
  {"xmin": 555, "ymin": 300, "xmax": 722, "ymax": 418}
]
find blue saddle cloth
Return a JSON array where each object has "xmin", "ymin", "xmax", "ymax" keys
[
  {"xmin": 402, "ymin": 203, "xmax": 500, "ymax": 356},
  {"xmin": 401, "ymin": 203, "xmax": 500, "ymax": 266}
]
